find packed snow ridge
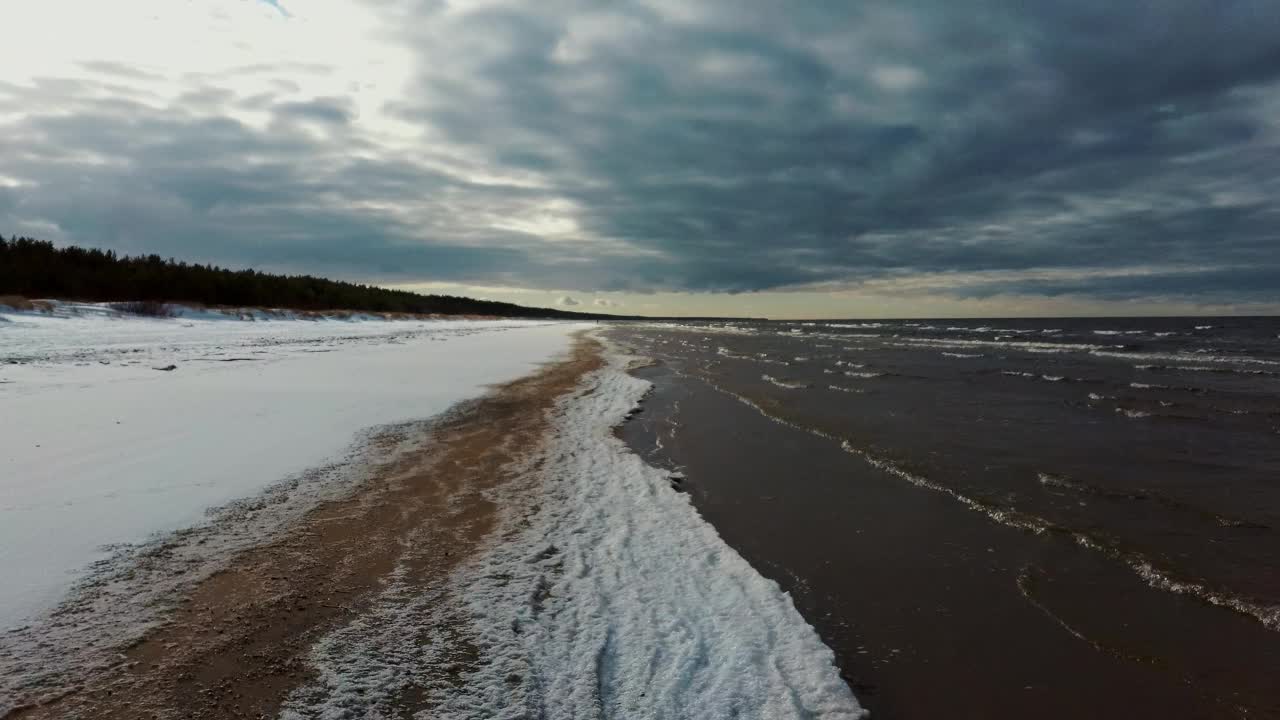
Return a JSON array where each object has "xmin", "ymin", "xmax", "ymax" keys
[{"xmin": 284, "ymin": 341, "xmax": 866, "ymax": 719}]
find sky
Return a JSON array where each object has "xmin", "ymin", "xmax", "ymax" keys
[{"xmin": 1, "ymin": 0, "xmax": 1278, "ymax": 318}]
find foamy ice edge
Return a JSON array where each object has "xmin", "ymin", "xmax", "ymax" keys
[{"xmin": 281, "ymin": 335, "xmax": 866, "ymax": 719}]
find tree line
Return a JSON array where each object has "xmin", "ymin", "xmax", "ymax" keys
[{"xmin": 0, "ymin": 235, "xmax": 620, "ymax": 319}]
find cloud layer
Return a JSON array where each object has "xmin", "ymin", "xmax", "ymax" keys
[{"xmin": 2, "ymin": 0, "xmax": 1278, "ymax": 308}]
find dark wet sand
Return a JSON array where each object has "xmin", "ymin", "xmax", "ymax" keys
[{"xmin": 615, "ymin": 329, "xmax": 1280, "ymax": 719}]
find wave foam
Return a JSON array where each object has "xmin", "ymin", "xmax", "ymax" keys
[
  {"xmin": 1001, "ymin": 370, "xmax": 1067, "ymax": 382},
  {"xmin": 1135, "ymin": 363, "xmax": 1277, "ymax": 376},
  {"xmin": 1037, "ymin": 472, "xmax": 1078, "ymax": 490},
  {"xmin": 828, "ymin": 323, "xmax": 886, "ymax": 329},
  {"xmin": 899, "ymin": 337, "xmax": 1105, "ymax": 353},
  {"xmin": 1094, "ymin": 350, "xmax": 1280, "ymax": 366},
  {"xmin": 763, "ymin": 374, "xmax": 811, "ymax": 389}
]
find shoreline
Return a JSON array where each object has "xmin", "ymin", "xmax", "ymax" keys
[
  {"xmin": 4, "ymin": 326, "xmax": 867, "ymax": 719},
  {"xmin": 418, "ymin": 337, "xmax": 863, "ymax": 718},
  {"xmin": 609, "ymin": 323, "xmax": 1280, "ymax": 719}
]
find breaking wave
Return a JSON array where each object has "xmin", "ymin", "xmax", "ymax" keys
[
  {"xmin": 897, "ymin": 337, "xmax": 1106, "ymax": 353},
  {"xmin": 1094, "ymin": 350, "xmax": 1280, "ymax": 367},
  {"xmin": 1135, "ymin": 363, "xmax": 1279, "ymax": 377},
  {"xmin": 1002, "ymin": 370, "xmax": 1069, "ymax": 382},
  {"xmin": 763, "ymin": 374, "xmax": 811, "ymax": 389}
]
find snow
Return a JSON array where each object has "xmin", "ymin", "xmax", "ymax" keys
[
  {"xmin": 0, "ymin": 306, "xmax": 585, "ymax": 631},
  {"xmin": 282, "ymin": 339, "xmax": 865, "ymax": 719},
  {"xmin": 3, "ymin": 309, "xmax": 864, "ymax": 716}
]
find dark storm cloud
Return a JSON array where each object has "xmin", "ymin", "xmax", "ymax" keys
[
  {"xmin": 4, "ymin": 0, "xmax": 1280, "ymax": 301},
  {"xmin": 385, "ymin": 0, "xmax": 1280, "ymax": 299},
  {"xmin": 274, "ymin": 97, "xmax": 355, "ymax": 126},
  {"xmin": 952, "ymin": 266, "xmax": 1280, "ymax": 303}
]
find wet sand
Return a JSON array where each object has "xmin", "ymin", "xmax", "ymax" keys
[
  {"xmin": 6, "ymin": 334, "xmax": 602, "ymax": 720},
  {"xmin": 613, "ymin": 325, "xmax": 1280, "ymax": 720}
]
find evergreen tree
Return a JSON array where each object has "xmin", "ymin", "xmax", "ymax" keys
[{"xmin": 0, "ymin": 235, "xmax": 619, "ymax": 320}]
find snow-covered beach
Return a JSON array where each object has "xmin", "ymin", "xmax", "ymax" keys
[
  {"xmin": 0, "ymin": 305, "xmax": 862, "ymax": 719},
  {"xmin": 0, "ymin": 303, "xmax": 581, "ymax": 630}
]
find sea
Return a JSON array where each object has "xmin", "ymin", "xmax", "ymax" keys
[{"xmin": 608, "ymin": 317, "xmax": 1280, "ymax": 719}]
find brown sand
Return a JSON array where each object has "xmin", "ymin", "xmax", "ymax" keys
[{"xmin": 9, "ymin": 333, "xmax": 601, "ymax": 720}]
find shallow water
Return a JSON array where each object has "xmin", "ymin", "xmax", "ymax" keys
[{"xmin": 610, "ymin": 317, "xmax": 1280, "ymax": 719}]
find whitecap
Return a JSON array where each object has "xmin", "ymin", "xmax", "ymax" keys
[
  {"xmin": 828, "ymin": 322, "xmax": 886, "ymax": 329},
  {"xmin": 762, "ymin": 374, "xmax": 810, "ymax": 389},
  {"xmin": 1092, "ymin": 350, "xmax": 1280, "ymax": 366},
  {"xmin": 899, "ymin": 337, "xmax": 1105, "ymax": 353}
]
